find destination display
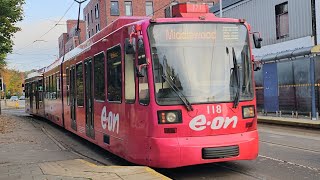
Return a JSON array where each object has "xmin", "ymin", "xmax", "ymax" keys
[{"xmin": 150, "ymin": 23, "xmax": 244, "ymax": 44}]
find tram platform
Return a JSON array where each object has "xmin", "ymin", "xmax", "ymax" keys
[
  {"xmin": 0, "ymin": 113, "xmax": 169, "ymax": 180},
  {"xmin": 258, "ymin": 115, "xmax": 320, "ymax": 129}
]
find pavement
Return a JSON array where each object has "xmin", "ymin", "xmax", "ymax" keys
[
  {"xmin": 258, "ymin": 114, "xmax": 320, "ymax": 129},
  {"xmin": 0, "ymin": 113, "xmax": 170, "ymax": 180},
  {"xmin": 0, "ymin": 100, "xmax": 25, "ymax": 110}
]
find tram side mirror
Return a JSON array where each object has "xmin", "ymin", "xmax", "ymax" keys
[
  {"xmin": 125, "ymin": 38, "xmax": 136, "ymax": 54},
  {"xmin": 136, "ymin": 64, "xmax": 148, "ymax": 77},
  {"xmin": 252, "ymin": 32, "xmax": 263, "ymax": 49},
  {"xmin": 253, "ymin": 61, "xmax": 262, "ymax": 71}
]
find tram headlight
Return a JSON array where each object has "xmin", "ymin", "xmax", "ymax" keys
[
  {"xmin": 158, "ymin": 110, "xmax": 182, "ymax": 124},
  {"xmin": 242, "ymin": 106, "xmax": 255, "ymax": 119},
  {"xmin": 166, "ymin": 112, "xmax": 177, "ymax": 123}
]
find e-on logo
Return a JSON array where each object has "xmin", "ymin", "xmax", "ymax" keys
[
  {"xmin": 101, "ymin": 106, "xmax": 120, "ymax": 134},
  {"xmin": 189, "ymin": 115, "xmax": 238, "ymax": 131}
]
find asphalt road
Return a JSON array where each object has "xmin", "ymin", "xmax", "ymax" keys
[{"xmin": 4, "ymin": 108, "xmax": 320, "ymax": 180}]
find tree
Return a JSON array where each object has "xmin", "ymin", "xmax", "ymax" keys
[
  {"xmin": 0, "ymin": 0, "xmax": 25, "ymax": 67},
  {"xmin": 2, "ymin": 68, "xmax": 24, "ymax": 97}
]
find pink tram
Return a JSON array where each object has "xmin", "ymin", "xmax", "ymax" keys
[{"xmin": 25, "ymin": 3, "xmax": 261, "ymax": 168}]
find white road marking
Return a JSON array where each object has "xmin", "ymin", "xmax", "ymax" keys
[{"xmin": 258, "ymin": 154, "xmax": 319, "ymax": 172}]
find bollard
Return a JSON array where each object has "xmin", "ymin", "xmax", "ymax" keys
[
  {"xmin": 276, "ymin": 111, "xmax": 278, "ymax": 117},
  {"xmin": 295, "ymin": 111, "xmax": 298, "ymax": 118},
  {"xmin": 279, "ymin": 111, "xmax": 282, "ymax": 117},
  {"xmin": 309, "ymin": 112, "xmax": 312, "ymax": 119},
  {"xmin": 292, "ymin": 111, "xmax": 294, "ymax": 118},
  {"xmin": 317, "ymin": 112, "xmax": 319, "ymax": 120},
  {"xmin": 15, "ymin": 101, "xmax": 19, "ymax": 109}
]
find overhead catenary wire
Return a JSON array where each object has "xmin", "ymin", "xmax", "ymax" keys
[{"xmin": 13, "ymin": 1, "xmax": 76, "ymax": 53}]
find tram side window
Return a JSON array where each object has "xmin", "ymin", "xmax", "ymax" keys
[
  {"xmin": 94, "ymin": 53, "xmax": 105, "ymax": 101},
  {"xmin": 25, "ymin": 83, "xmax": 29, "ymax": 98},
  {"xmin": 76, "ymin": 63, "xmax": 84, "ymax": 106},
  {"xmin": 46, "ymin": 77, "xmax": 48, "ymax": 99},
  {"xmin": 107, "ymin": 46, "xmax": 122, "ymax": 102},
  {"xmin": 49, "ymin": 75, "xmax": 52, "ymax": 99},
  {"xmin": 56, "ymin": 72, "xmax": 60, "ymax": 99},
  {"xmin": 52, "ymin": 73, "xmax": 57, "ymax": 99},
  {"xmin": 39, "ymin": 79, "xmax": 43, "ymax": 102},
  {"xmin": 137, "ymin": 38, "xmax": 150, "ymax": 105},
  {"xmin": 66, "ymin": 67, "xmax": 70, "ymax": 105},
  {"xmin": 125, "ymin": 43, "xmax": 135, "ymax": 103}
]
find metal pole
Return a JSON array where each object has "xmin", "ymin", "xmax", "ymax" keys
[
  {"xmin": 74, "ymin": 0, "xmax": 89, "ymax": 43},
  {"xmin": 310, "ymin": 56, "xmax": 317, "ymax": 120},
  {"xmin": 219, "ymin": 0, "xmax": 223, "ymax": 17},
  {"xmin": 0, "ymin": 94, "xmax": 1, "ymax": 115}
]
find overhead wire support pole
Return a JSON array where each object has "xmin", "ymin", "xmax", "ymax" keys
[
  {"xmin": 74, "ymin": 0, "xmax": 88, "ymax": 43},
  {"xmin": 219, "ymin": 0, "xmax": 223, "ymax": 17}
]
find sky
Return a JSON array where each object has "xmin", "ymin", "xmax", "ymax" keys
[{"xmin": 6, "ymin": 0, "xmax": 89, "ymax": 72}]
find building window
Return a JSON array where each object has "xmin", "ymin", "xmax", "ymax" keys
[
  {"xmin": 125, "ymin": 1, "xmax": 133, "ymax": 16},
  {"xmin": 107, "ymin": 46, "xmax": 122, "ymax": 102},
  {"xmin": 97, "ymin": 24, "xmax": 100, "ymax": 31},
  {"xmin": 88, "ymin": 31, "xmax": 91, "ymax": 38},
  {"xmin": 206, "ymin": 2, "xmax": 214, "ymax": 9},
  {"xmin": 91, "ymin": 10, "xmax": 93, "ymax": 23},
  {"xmin": 95, "ymin": 4, "xmax": 100, "ymax": 18},
  {"xmin": 111, "ymin": 1, "xmax": 120, "ymax": 16},
  {"xmin": 87, "ymin": 13, "xmax": 90, "ymax": 25},
  {"xmin": 94, "ymin": 53, "xmax": 105, "ymax": 101},
  {"xmin": 97, "ymin": 4, "xmax": 100, "ymax": 18},
  {"xmin": 76, "ymin": 63, "xmax": 84, "ymax": 106},
  {"xmin": 146, "ymin": 2, "xmax": 153, "ymax": 16},
  {"xmin": 275, "ymin": 2, "xmax": 289, "ymax": 39}
]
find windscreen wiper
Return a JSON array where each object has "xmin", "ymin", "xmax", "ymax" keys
[
  {"xmin": 162, "ymin": 74, "xmax": 194, "ymax": 111},
  {"xmin": 232, "ymin": 48, "xmax": 241, "ymax": 108}
]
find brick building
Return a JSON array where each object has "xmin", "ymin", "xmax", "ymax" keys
[
  {"xmin": 83, "ymin": 0, "xmax": 217, "ymax": 39},
  {"xmin": 58, "ymin": 20, "xmax": 86, "ymax": 57}
]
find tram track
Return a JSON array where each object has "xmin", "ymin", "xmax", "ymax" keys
[
  {"xmin": 212, "ymin": 163, "xmax": 265, "ymax": 180},
  {"xmin": 260, "ymin": 140, "xmax": 320, "ymax": 154},
  {"xmin": 27, "ymin": 115, "xmax": 128, "ymax": 167},
  {"xmin": 25, "ymin": 114, "xmax": 320, "ymax": 180}
]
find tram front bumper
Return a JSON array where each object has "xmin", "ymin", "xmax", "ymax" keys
[{"xmin": 148, "ymin": 130, "xmax": 258, "ymax": 168}]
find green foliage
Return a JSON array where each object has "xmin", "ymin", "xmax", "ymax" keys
[{"xmin": 0, "ymin": 0, "xmax": 25, "ymax": 66}]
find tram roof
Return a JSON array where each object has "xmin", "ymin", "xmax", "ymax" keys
[{"xmin": 44, "ymin": 16, "xmax": 149, "ymax": 72}]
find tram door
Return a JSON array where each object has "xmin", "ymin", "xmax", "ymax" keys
[
  {"xmin": 30, "ymin": 82, "xmax": 34, "ymax": 110},
  {"xmin": 85, "ymin": 59, "xmax": 94, "ymax": 139},
  {"xmin": 70, "ymin": 66, "xmax": 77, "ymax": 131},
  {"xmin": 35, "ymin": 81, "xmax": 39, "ymax": 111}
]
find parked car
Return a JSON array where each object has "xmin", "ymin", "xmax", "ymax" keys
[
  {"xmin": 19, "ymin": 96, "xmax": 25, "ymax": 100},
  {"xmin": 9, "ymin": 96, "xmax": 19, "ymax": 101}
]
